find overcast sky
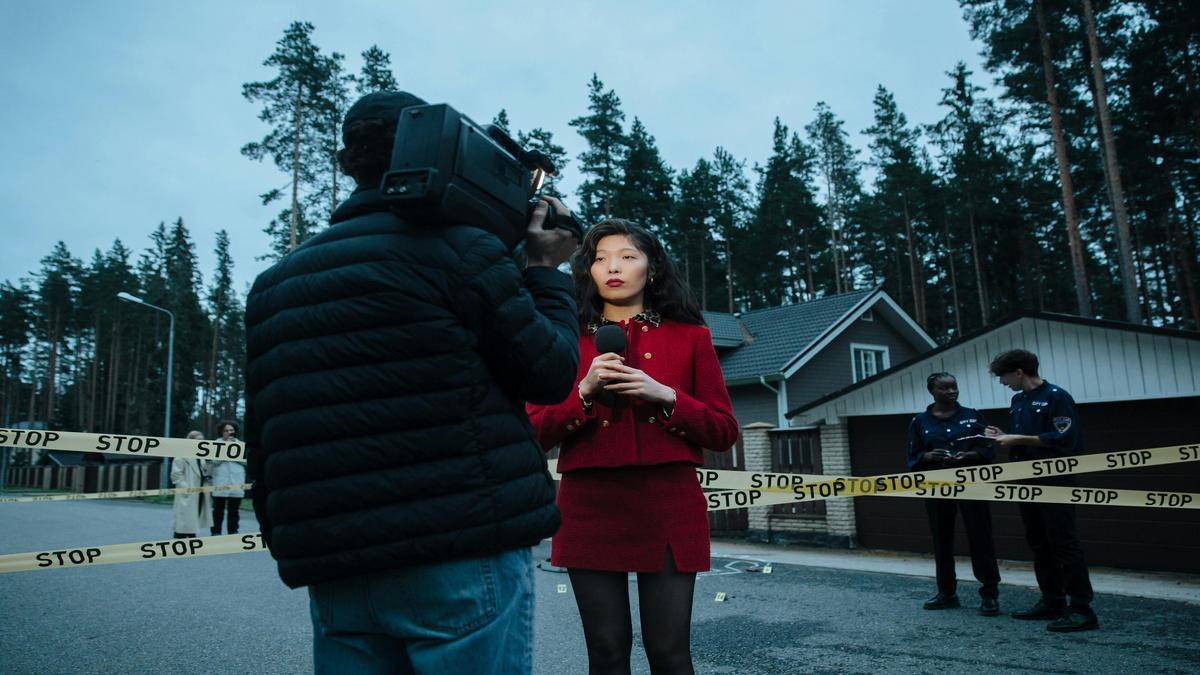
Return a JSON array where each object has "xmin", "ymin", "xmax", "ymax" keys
[{"xmin": 0, "ymin": 0, "xmax": 991, "ymax": 296}]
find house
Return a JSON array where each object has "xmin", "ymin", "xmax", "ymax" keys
[
  {"xmin": 776, "ymin": 312, "xmax": 1200, "ymax": 573},
  {"xmin": 699, "ymin": 285, "xmax": 936, "ymax": 537},
  {"xmin": 705, "ymin": 284, "xmax": 937, "ymax": 429}
]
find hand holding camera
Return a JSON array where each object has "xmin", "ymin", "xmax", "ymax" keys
[{"xmin": 526, "ymin": 196, "xmax": 579, "ymax": 268}]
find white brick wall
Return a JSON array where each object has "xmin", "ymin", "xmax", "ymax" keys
[
  {"xmin": 820, "ymin": 420, "xmax": 857, "ymax": 545},
  {"xmin": 741, "ymin": 423, "xmax": 774, "ymax": 533}
]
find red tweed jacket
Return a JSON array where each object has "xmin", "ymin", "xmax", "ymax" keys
[{"xmin": 526, "ymin": 317, "xmax": 739, "ymax": 472}]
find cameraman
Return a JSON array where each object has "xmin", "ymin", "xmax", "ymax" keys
[{"xmin": 244, "ymin": 91, "xmax": 580, "ymax": 674}]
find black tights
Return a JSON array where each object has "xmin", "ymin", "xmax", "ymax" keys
[{"xmin": 567, "ymin": 548, "xmax": 696, "ymax": 675}]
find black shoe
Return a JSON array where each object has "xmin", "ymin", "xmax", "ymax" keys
[
  {"xmin": 923, "ymin": 593, "xmax": 960, "ymax": 610},
  {"xmin": 1012, "ymin": 600, "xmax": 1066, "ymax": 620},
  {"xmin": 1047, "ymin": 610, "xmax": 1099, "ymax": 632},
  {"xmin": 980, "ymin": 597, "xmax": 1000, "ymax": 616}
]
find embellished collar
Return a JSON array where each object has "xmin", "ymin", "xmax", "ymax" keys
[{"xmin": 586, "ymin": 310, "xmax": 661, "ymax": 334}]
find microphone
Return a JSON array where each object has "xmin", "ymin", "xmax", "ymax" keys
[{"xmin": 593, "ymin": 324, "xmax": 626, "ymax": 407}]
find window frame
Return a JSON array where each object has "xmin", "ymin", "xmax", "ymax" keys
[{"xmin": 849, "ymin": 343, "xmax": 891, "ymax": 383}]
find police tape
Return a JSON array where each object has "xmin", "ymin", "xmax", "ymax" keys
[
  {"xmin": 0, "ymin": 483, "xmax": 252, "ymax": 504},
  {"xmin": 0, "ymin": 427, "xmax": 245, "ymax": 462},
  {"xmin": 3, "ymin": 445, "xmax": 1196, "ymax": 574},
  {"xmin": 701, "ymin": 481, "xmax": 1200, "ymax": 512},
  {"xmin": 548, "ymin": 442, "xmax": 1200, "ymax": 499},
  {"xmin": 0, "ymin": 532, "xmax": 269, "ymax": 574},
  {"xmin": 691, "ymin": 443, "xmax": 1200, "ymax": 497}
]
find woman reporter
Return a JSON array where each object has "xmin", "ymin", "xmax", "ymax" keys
[{"xmin": 527, "ymin": 219, "xmax": 739, "ymax": 675}]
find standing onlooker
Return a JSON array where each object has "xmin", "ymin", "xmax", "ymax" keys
[
  {"xmin": 171, "ymin": 431, "xmax": 212, "ymax": 538},
  {"xmin": 985, "ymin": 349, "xmax": 1099, "ymax": 632},
  {"xmin": 210, "ymin": 421, "xmax": 245, "ymax": 536},
  {"xmin": 527, "ymin": 219, "xmax": 740, "ymax": 675},
  {"xmin": 906, "ymin": 372, "xmax": 1001, "ymax": 616}
]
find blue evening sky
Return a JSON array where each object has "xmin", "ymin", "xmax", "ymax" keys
[{"xmin": 0, "ymin": 1, "xmax": 991, "ymax": 295}]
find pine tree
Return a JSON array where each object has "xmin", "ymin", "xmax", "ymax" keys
[
  {"xmin": 962, "ymin": 0, "xmax": 1097, "ymax": 317},
  {"xmin": 806, "ymin": 103, "xmax": 862, "ymax": 295},
  {"xmin": 356, "ymin": 46, "xmax": 398, "ymax": 94},
  {"xmin": 202, "ymin": 230, "xmax": 236, "ymax": 430},
  {"xmin": 0, "ymin": 282, "xmax": 34, "ymax": 424},
  {"xmin": 615, "ymin": 117, "xmax": 675, "ymax": 234},
  {"xmin": 315, "ymin": 50, "xmax": 353, "ymax": 220},
  {"xmin": 1080, "ymin": 0, "xmax": 1139, "ymax": 323},
  {"xmin": 570, "ymin": 74, "xmax": 627, "ymax": 223},
  {"xmin": 161, "ymin": 219, "xmax": 208, "ymax": 437},
  {"xmin": 35, "ymin": 242, "xmax": 80, "ymax": 425},
  {"xmin": 747, "ymin": 118, "xmax": 822, "ymax": 306},
  {"xmin": 865, "ymin": 86, "xmax": 939, "ymax": 327},
  {"xmin": 712, "ymin": 147, "xmax": 751, "ymax": 312},
  {"xmin": 930, "ymin": 63, "xmax": 1010, "ymax": 328},
  {"xmin": 670, "ymin": 159, "xmax": 720, "ymax": 309},
  {"xmin": 242, "ymin": 22, "xmax": 335, "ymax": 255}
]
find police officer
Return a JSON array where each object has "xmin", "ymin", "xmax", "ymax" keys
[
  {"xmin": 907, "ymin": 372, "xmax": 1001, "ymax": 616},
  {"xmin": 985, "ymin": 349, "xmax": 1099, "ymax": 632}
]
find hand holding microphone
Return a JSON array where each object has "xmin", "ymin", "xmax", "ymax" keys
[
  {"xmin": 580, "ymin": 325, "xmax": 626, "ymax": 407},
  {"xmin": 579, "ymin": 324, "xmax": 675, "ymax": 409}
]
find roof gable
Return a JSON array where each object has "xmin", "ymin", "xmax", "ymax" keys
[{"xmin": 711, "ymin": 286, "xmax": 884, "ymax": 382}]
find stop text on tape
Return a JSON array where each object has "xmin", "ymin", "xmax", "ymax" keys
[
  {"xmin": 0, "ymin": 428, "xmax": 245, "ymax": 462},
  {"xmin": 0, "ymin": 532, "xmax": 268, "ymax": 574}
]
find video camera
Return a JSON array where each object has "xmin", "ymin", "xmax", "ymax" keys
[{"xmin": 379, "ymin": 103, "xmax": 584, "ymax": 250}]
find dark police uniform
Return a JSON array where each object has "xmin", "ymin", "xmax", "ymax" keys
[
  {"xmin": 1008, "ymin": 381, "xmax": 1095, "ymax": 615},
  {"xmin": 906, "ymin": 404, "xmax": 1000, "ymax": 600}
]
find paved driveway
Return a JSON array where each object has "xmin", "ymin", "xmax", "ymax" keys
[{"xmin": 2, "ymin": 500, "xmax": 1197, "ymax": 674}]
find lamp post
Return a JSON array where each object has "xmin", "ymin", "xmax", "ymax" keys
[{"xmin": 117, "ymin": 292, "xmax": 174, "ymax": 489}]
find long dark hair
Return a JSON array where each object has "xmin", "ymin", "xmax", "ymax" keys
[{"xmin": 571, "ymin": 219, "xmax": 704, "ymax": 326}]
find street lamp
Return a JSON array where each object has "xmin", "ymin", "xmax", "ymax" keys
[{"xmin": 117, "ymin": 291, "xmax": 174, "ymax": 489}]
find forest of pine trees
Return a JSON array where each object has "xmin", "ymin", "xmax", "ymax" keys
[{"xmin": 2, "ymin": 2, "xmax": 1197, "ymax": 438}]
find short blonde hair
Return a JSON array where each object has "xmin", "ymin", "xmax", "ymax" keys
[{"xmin": 186, "ymin": 430, "xmax": 204, "ymax": 440}]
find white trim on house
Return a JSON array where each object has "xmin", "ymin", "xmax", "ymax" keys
[
  {"xmin": 849, "ymin": 342, "xmax": 891, "ymax": 382},
  {"xmin": 875, "ymin": 293, "xmax": 937, "ymax": 350},
  {"xmin": 780, "ymin": 290, "xmax": 882, "ymax": 379},
  {"xmin": 789, "ymin": 315, "xmax": 1200, "ymax": 425},
  {"xmin": 755, "ymin": 375, "xmax": 790, "ymax": 428},
  {"xmin": 780, "ymin": 290, "xmax": 934, "ymax": 379}
]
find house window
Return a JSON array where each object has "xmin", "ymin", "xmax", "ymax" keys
[
  {"xmin": 850, "ymin": 343, "xmax": 890, "ymax": 382},
  {"xmin": 861, "ymin": 308, "xmax": 874, "ymax": 322}
]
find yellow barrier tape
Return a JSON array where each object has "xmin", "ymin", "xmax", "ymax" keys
[
  {"xmin": 0, "ymin": 428, "xmax": 246, "ymax": 462},
  {"xmin": 552, "ymin": 443, "xmax": 1199, "ymax": 498},
  {"xmin": 703, "ymin": 481, "xmax": 1200, "ymax": 512},
  {"xmin": 0, "ymin": 483, "xmax": 252, "ymax": 504},
  {"xmin": 2, "ymin": 443, "xmax": 1195, "ymax": 574},
  {"xmin": 0, "ymin": 532, "xmax": 268, "ymax": 574},
  {"xmin": 691, "ymin": 443, "xmax": 1200, "ymax": 495}
]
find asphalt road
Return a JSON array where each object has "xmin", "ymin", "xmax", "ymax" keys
[{"xmin": 2, "ymin": 499, "xmax": 1198, "ymax": 674}]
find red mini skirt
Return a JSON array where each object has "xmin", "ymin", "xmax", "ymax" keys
[{"xmin": 551, "ymin": 462, "xmax": 711, "ymax": 573}]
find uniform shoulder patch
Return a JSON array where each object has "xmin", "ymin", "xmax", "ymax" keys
[{"xmin": 1053, "ymin": 416, "xmax": 1073, "ymax": 433}]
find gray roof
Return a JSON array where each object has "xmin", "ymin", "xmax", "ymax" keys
[
  {"xmin": 706, "ymin": 286, "xmax": 880, "ymax": 382},
  {"xmin": 702, "ymin": 311, "xmax": 747, "ymax": 349}
]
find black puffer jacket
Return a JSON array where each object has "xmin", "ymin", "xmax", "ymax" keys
[{"xmin": 244, "ymin": 187, "xmax": 578, "ymax": 588}]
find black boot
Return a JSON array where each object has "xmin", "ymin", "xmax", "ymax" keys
[
  {"xmin": 1012, "ymin": 599, "xmax": 1066, "ymax": 620},
  {"xmin": 980, "ymin": 597, "xmax": 1000, "ymax": 617},
  {"xmin": 923, "ymin": 592, "xmax": 960, "ymax": 610},
  {"xmin": 1047, "ymin": 609, "xmax": 1099, "ymax": 632}
]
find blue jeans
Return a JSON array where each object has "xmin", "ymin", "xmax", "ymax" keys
[{"xmin": 308, "ymin": 548, "xmax": 534, "ymax": 674}]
